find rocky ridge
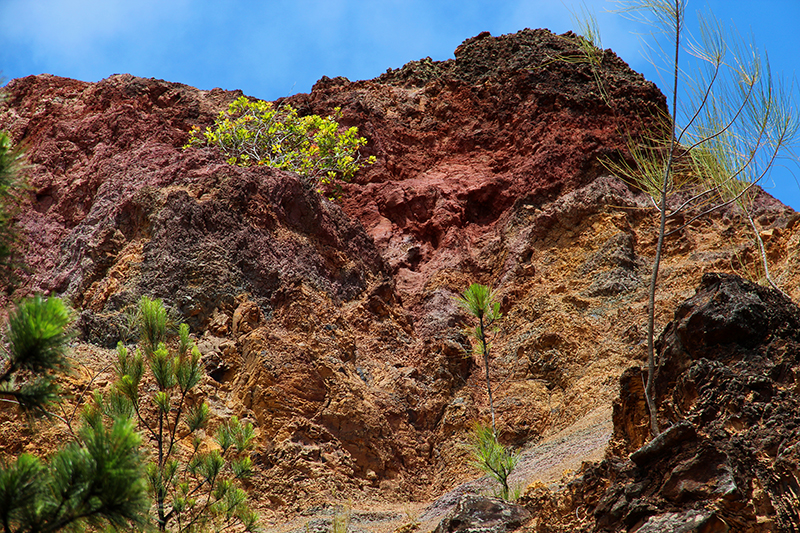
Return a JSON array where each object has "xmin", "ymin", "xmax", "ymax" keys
[
  {"xmin": 2, "ymin": 28, "xmax": 800, "ymax": 531},
  {"xmin": 523, "ymin": 273, "xmax": 800, "ymax": 532}
]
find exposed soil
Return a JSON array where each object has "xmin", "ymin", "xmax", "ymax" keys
[{"xmin": 264, "ymin": 407, "xmax": 612, "ymax": 532}]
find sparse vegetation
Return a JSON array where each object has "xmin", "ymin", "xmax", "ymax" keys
[
  {"xmin": 456, "ymin": 284, "xmax": 520, "ymax": 501},
  {"xmin": 90, "ymin": 295, "xmax": 259, "ymax": 532},
  {"xmin": 581, "ymin": 0, "xmax": 800, "ymax": 436},
  {"xmin": 184, "ymin": 96, "xmax": 376, "ymax": 198},
  {"xmin": 393, "ymin": 506, "xmax": 421, "ymax": 533},
  {"xmin": 564, "ymin": 7, "xmax": 610, "ymax": 104},
  {"xmin": 331, "ymin": 502, "xmax": 351, "ymax": 533}
]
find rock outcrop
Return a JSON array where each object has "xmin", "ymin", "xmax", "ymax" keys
[
  {"xmin": 546, "ymin": 273, "xmax": 800, "ymax": 531},
  {"xmin": 3, "ymin": 27, "xmax": 800, "ymax": 530},
  {"xmin": 285, "ymin": 28, "xmax": 666, "ymax": 314},
  {"xmin": 434, "ymin": 494, "xmax": 531, "ymax": 533}
]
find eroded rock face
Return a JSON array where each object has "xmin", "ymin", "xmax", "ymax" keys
[
  {"xmin": 0, "ymin": 74, "xmax": 385, "ymax": 342},
  {"xmin": 0, "ymin": 29, "xmax": 673, "ymax": 503},
  {"xmin": 567, "ymin": 273, "xmax": 800, "ymax": 532},
  {"xmin": 285, "ymin": 29, "xmax": 666, "ymax": 317},
  {"xmin": 4, "ymin": 27, "xmax": 800, "ymax": 524}
]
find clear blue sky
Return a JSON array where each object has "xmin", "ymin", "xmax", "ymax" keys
[{"xmin": 1, "ymin": 0, "xmax": 798, "ymax": 209}]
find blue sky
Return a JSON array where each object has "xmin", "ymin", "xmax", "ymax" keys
[{"xmin": 1, "ymin": 0, "xmax": 798, "ymax": 209}]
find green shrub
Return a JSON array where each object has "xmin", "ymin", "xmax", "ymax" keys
[
  {"xmin": 467, "ymin": 422, "xmax": 520, "ymax": 501},
  {"xmin": 184, "ymin": 96, "xmax": 375, "ymax": 197}
]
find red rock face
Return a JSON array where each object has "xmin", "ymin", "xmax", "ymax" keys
[
  {"xmin": 1, "ymin": 74, "xmax": 385, "ymax": 338},
  {"xmin": 0, "ymin": 29, "xmax": 667, "ymax": 347},
  {"xmin": 3, "ymin": 28, "xmax": 800, "ymax": 527},
  {"xmin": 2, "ymin": 74, "xmax": 238, "ymax": 300},
  {"xmin": 284, "ymin": 29, "xmax": 666, "ymax": 312}
]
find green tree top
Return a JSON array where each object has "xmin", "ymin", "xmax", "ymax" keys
[
  {"xmin": 0, "ymin": 295, "xmax": 74, "ymax": 416},
  {"xmin": 0, "ymin": 416, "xmax": 149, "ymax": 533}
]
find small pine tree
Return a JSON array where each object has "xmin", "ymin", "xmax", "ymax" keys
[
  {"xmin": 455, "ymin": 283, "xmax": 502, "ymax": 436},
  {"xmin": 93, "ymin": 295, "xmax": 259, "ymax": 532},
  {"xmin": 455, "ymin": 284, "xmax": 520, "ymax": 501},
  {"xmin": 0, "ymin": 296, "xmax": 149, "ymax": 532}
]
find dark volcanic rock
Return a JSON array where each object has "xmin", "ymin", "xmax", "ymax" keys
[
  {"xmin": 629, "ymin": 420, "xmax": 697, "ymax": 468},
  {"xmin": 635, "ymin": 509, "xmax": 728, "ymax": 533},
  {"xmin": 572, "ymin": 273, "xmax": 800, "ymax": 532}
]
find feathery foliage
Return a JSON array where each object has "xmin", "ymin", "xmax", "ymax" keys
[
  {"xmin": 0, "ymin": 296, "xmax": 148, "ymax": 533},
  {"xmin": 92, "ymin": 295, "xmax": 259, "ymax": 532},
  {"xmin": 0, "ymin": 416, "xmax": 149, "ymax": 533},
  {"xmin": 467, "ymin": 422, "xmax": 520, "ymax": 501},
  {"xmin": 184, "ymin": 96, "xmax": 376, "ymax": 199},
  {"xmin": 595, "ymin": 0, "xmax": 800, "ymax": 436},
  {"xmin": 0, "ymin": 295, "xmax": 74, "ymax": 415}
]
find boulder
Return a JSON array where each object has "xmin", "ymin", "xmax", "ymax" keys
[
  {"xmin": 569, "ymin": 273, "xmax": 800, "ymax": 532},
  {"xmin": 434, "ymin": 494, "xmax": 530, "ymax": 533}
]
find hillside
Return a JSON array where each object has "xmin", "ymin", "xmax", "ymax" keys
[{"xmin": 2, "ymin": 28, "xmax": 800, "ymax": 532}]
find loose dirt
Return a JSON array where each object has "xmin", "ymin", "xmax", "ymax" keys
[{"xmin": 269, "ymin": 407, "xmax": 612, "ymax": 533}]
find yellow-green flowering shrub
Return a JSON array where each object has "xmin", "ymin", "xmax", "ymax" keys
[{"xmin": 184, "ymin": 96, "xmax": 375, "ymax": 196}]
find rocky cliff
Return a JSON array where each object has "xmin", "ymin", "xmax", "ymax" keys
[{"xmin": 2, "ymin": 28, "xmax": 800, "ymax": 531}]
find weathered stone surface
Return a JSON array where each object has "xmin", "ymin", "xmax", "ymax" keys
[
  {"xmin": 630, "ymin": 421, "xmax": 697, "ymax": 467},
  {"xmin": 566, "ymin": 273, "xmax": 800, "ymax": 532},
  {"xmin": 3, "ymin": 26, "xmax": 800, "ymax": 530},
  {"xmin": 607, "ymin": 367, "xmax": 649, "ymax": 458},
  {"xmin": 285, "ymin": 29, "xmax": 667, "ymax": 323},
  {"xmin": 433, "ymin": 494, "xmax": 530, "ymax": 533},
  {"xmin": 636, "ymin": 509, "xmax": 728, "ymax": 533},
  {"xmin": 0, "ymin": 74, "xmax": 386, "ymax": 340}
]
